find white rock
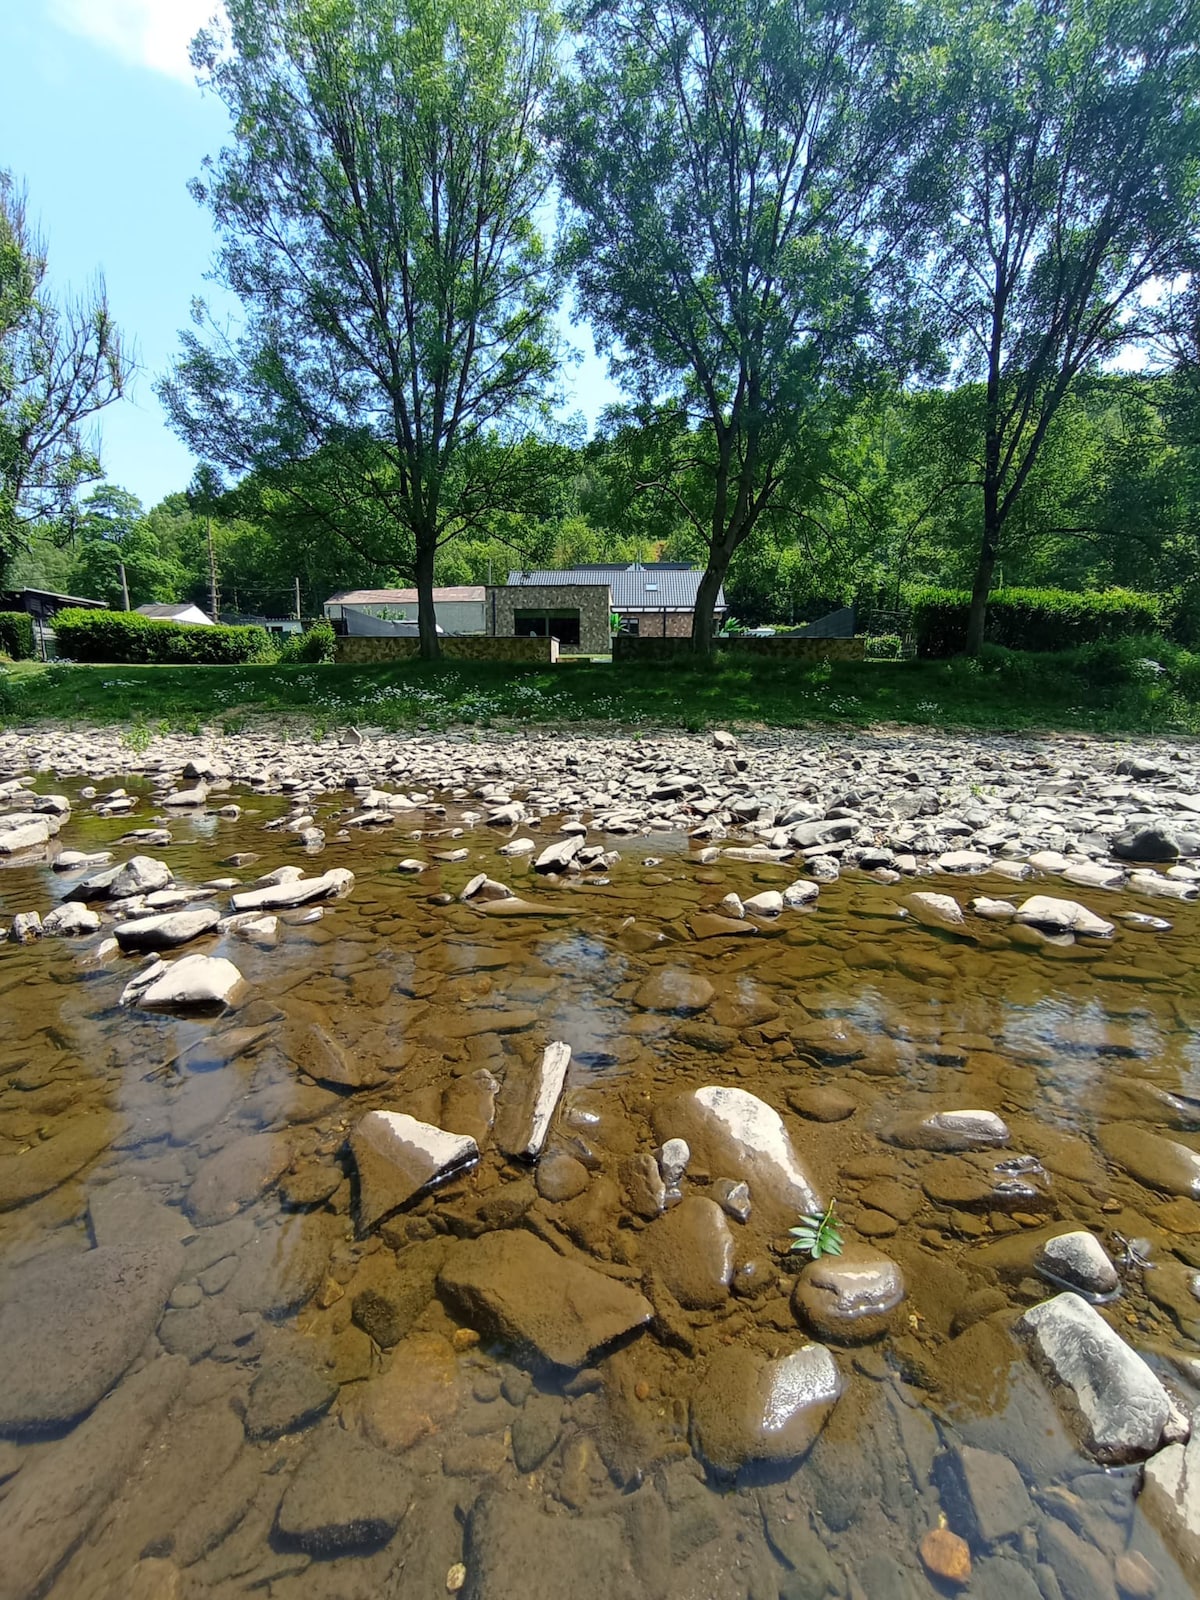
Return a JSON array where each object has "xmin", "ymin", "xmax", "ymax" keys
[
  {"xmin": 1061, "ymin": 861, "xmax": 1126, "ymax": 891},
  {"xmin": 162, "ymin": 782, "xmax": 208, "ymax": 807},
  {"xmin": 135, "ymin": 953, "xmax": 244, "ymax": 1010},
  {"xmin": 495, "ymin": 1041, "xmax": 572, "ymax": 1160},
  {"xmin": 1036, "ymin": 1230, "xmax": 1120, "ymax": 1299},
  {"xmin": 1142, "ymin": 1415, "xmax": 1200, "ymax": 1583},
  {"xmin": 782, "ymin": 880, "xmax": 819, "ymax": 908},
  {"xmin": 718, "ymin": 893, "xmax": 745, "ymax": 918},
  {"xmin": 0, "ymin": 815, "xmax": 55, "ymax": 852},
  {"xmin": 229, "ymin": 868, "xmax": 354, "ymax": 912},
  {"xmin": 937, "ymin": 850, "xmax": 991, "ymax": 872},
  {"xmin": 41, "ymin": 902, "xmax": 102, "ymax": 937},
  {"xmin": 744, "ymin": 890, "xmax": 784, "ymax": 916},
  {"xmin": 533, "ymin": 836, "xmax": 584, "ymax": 873},
  {"xmin": 902, "ymin": 891, "xmax": 964, "ymax": 928},
  {"xmin": 1016, "ymin": 1291, "xmax": 1170, "ymax": 1463},
  {"xmin": 1129, "ymin": 872, "xmax": 1200, "ymax": 902},
  {"xmin": 969, "ymin": 896, "xmax": 1017, "ymax": 919},
  {"xmin": 1015, "ymin": 895, "xmax": 1114, "ymax": 937}
]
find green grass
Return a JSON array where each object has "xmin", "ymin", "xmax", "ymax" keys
[{"xmin": 1, "ymin": 643, "xmax": 1197, "ymax": 738}]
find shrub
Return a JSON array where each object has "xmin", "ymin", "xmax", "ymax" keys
[
  {"xmin": 864, "ymin": 632, "xmax": 903, "ymax": 660},
  {"xmin": 276, "ymin": 619, "xmax": 336, "ymax": 664},
  {"xmin": 54, "ymin": 608, "xmax": 274, "ymax": 664},
  {"xmin": 0, "ymin": 611, "xmax": 35, "ymax": 660},
  {"xmin": 911, "ymin": 586, "xmax": 1161, "ymax": 657}
]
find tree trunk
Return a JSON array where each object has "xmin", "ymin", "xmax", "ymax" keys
[
  {"xmin": 414, "ymin": 534, "xmax": 440, "ymax": 662},
  {"xmin": 691, "ymin": 550, "xmax": 732, "ymax": 658},
  {"xmin": 965, "ymin": 455, "xmax": 1002, "ymax": 656}
]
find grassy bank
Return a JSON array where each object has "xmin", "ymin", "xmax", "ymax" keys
[{"xmin": 2, "ymin": 641, "xmax": 1197, "ymax": 739}]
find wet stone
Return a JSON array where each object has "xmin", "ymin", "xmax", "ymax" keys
[
  {"xmin": 437, "ymin": 1230, "xmax": 653, "ymax": 1369},
  {"xmin": 787, "ymin": 1085, "xmax": 856, "ymax": 1122},
  {"xmin": 0, "ymin": 1244, "xmax": 181, "ymax": 1432},
  {"xmin": 1036, "ymin": 1230, "xmax": 1120, "ymax": 1299},
  {"xmin": 243, "ymin": 1343, "xmax": 337, "ymax": 1439},
  {"xmin": 651, "ymin": 1085, "xmax": 820, "ymax": 1230},
  {"xmin": 1016, "ymin": 1291, "xmax": 1171, "ymax": 1463},
  {"xmin": 1099, "ymin": 1123, "xmax": 1200, "ymax": 1199},
  {"xmin": 886, "ymin": 1109, "xmax": 1010, "ymax": 1152},
  {"xmin": 352, "ymin": 1109, "xmax": 479, "ymax": 1232},
  {"xmin": 275, "ymin": 1425, "xmax": 411, "ymax": 1554},
  {"xmin": 187, "ymin": 1132, "xmax": 290, "ymax": 1226},
  {"xmin": 358, "ymin": 1331, "xmax": 459, "ymax": 1451},
  {"xmin": 510, "ymin": 1393, "xmax": 562, "ymax": 1472},
  {"xmin": 691, "ymin": 1343, "xmax": 844, "ymax": 1474},
  {"xmin": 640, "ymin": 1196, "xmax": 734, "ymax": 1309},
  {"xmin": 935, "ymin": 1444, "xmax": 1035, "ymax": 1544},
  {"xmin": 619, "ymin": 1152, "xmax": 665, "ymax": 1217},
  {"xmin": 634, "ymin": 969, "xmax": 715, "ymax": 1014},
  {"xmin": 791, "ymin": 1245, "xmax": 906, "ymax": 1343}
]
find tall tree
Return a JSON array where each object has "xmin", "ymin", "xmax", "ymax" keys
[
  {"xmin": 160, "ymin": 0, "xmax": 563, "ymax": 659},
  {"xmin": 69, "ymin": 485, "xmax": 185, "ymax": 608},
  {"xmin": 551, "ymin": 0, "xmax": 940, "ymax": 653},
  {"xmin": 0, "ymin": 173, "xmax": 128, "ymax": 581},
  {"xmin": 932, "ymin": 0, "xmax": 1200, "ymax": 654}
]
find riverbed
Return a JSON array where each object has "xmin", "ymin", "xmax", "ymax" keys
[{"xmin": 1, "ymin": 735, "xmax": 1199, "ymax": 1600}]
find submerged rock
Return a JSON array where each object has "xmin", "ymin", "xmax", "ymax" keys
[
  {"xmin": 691, "ymin": 1342, "xmax": 844, "ymax": 1473},
  {"xmin": 651, "ymin": 1085, "xmax": 820, "ymax": 1228},
  {"xmin": 886, "ymin": 1109, "xmax": 1010, "ymax": 1152},
  {"xmin": 1100, "ymin": 1122, "xmax": 1200, "ymax": 1198},
  {"xmin": 791, "ymin": 1246, "xmax": 906, "ymax": 1343},
  {"xmin": 1015, "ymin": 1291, "xmax": 1170, "ymax": 1462},
  {"xmin": 634, "ymin": 969, "xmax": 715, "ymax": 1014},
  {"xmin": 275, "ymin": 1426, "xmax": 411, "ymax": 1554},
  {"xmin": 0, "ymin": 1244, "xmax": 181, "ymax": 1432},
  {"xmin": 352, "ymin": 1110, "xmax": 479, "ymax": 1232},
  {"xmin": 640, "ymin": 1196, "xmax": 734, "ymax": 1309},
  {"xmin": 437, "ymin": 1230, "xmax": 652, "ymax": 1368}
]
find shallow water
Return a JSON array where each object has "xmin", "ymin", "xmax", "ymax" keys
[{"xmin": 2, "ymin": 776, "xmax": 1199, "ymax": 1600}]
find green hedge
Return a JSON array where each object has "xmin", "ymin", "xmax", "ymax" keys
[
  {"xmin": 0, "ymin": 611, "xmax": 35, "ymax": 660},
  {"xmin": 276, "ymin": 619, "xmax": 336, "ymax": 664},
  {"xmin": 911, "ymin": 586, "xmax": 1161, "ymax": 657},
  {"xmin": 54, "ymin": 608, "xmax": 275, "ymax": 664}
]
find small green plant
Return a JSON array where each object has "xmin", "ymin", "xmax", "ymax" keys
[
  {"xmin": 121, "ymin": 719, "xmax": 152, "ymax": 754},
  {"xmin": 789, "ymin": 1200, "xmax": 843, "ymax": 1260}
]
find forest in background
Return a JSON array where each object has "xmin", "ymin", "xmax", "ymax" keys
[{"xmin": 4, "ymin": 0, "xmax": 1200, "ymax": 655}]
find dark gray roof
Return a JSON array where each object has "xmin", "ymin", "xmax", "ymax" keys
[{"xmin": 505, "ymin": 564, "xmax": 726, "ymax": 611}]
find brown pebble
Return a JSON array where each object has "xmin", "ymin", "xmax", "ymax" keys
[
  {"xmin": 918, "ymin": 1528, "xmax": 971, "ymax": 1587},
  {"xmin": 452, "ymin": 1327, "xmax": 481, "ymax": 1351},
  {"xmin": 635, "ymin": 1381, "xmax": 652, "ymax": 1401}
]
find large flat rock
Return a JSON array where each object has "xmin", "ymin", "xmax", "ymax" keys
[
  {"xmin": 0, "ymin": 1355, "xmax": 186, "ymax": 1600},
  {"xmin": 1099, "ymin": 1122, "xmax": 1200, "ymax": 1198},
  {"xmin": 0, "ymin": 1112, "xmax": 113, "ymax": 1211},
  {"xmin": 0, "ymin": 1244, "xmax": 182, "ymax": 1432},
  {"xmin": 438, "ymin": 1230, "xmax": 652, "ymax": 1368},
  {"xmin": 114, "ymin": 908, "xmax": 220, "ymax": 951},
  {"xmin": 1015, "ymin": 1291, "xmax": 1170, "ymax": 1462},
  {"xmin": 650, "ymin": 1085, "xmax": 821, "ymax": 1229}
]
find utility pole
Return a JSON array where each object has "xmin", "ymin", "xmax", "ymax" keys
[
  {"xmin": 207, "ymin": 514, "xmax": 220, "ymax": 621},
  {"xmin": 294, "ymin": 576, "xmax": 301, "ymax": 623},
  {"xmin": 119, "ymin": 561, "xmax": 130, "ymax": 611}
]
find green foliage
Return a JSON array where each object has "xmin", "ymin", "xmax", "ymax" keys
[
  {"xmin": 0, "ymin": 173, "xmax": 128, "ymax": 578},
  {"xmin": 789, "ymin": 1202, "xmax": 844, "ymax": 1261},
  {"xmin": 54, "ymin": 608, "xmax": 274, "ymax": 665},
  {"xmin": 551, "ymin": 0, "xmax": 943, "ymax": 649},
  {"xmin": 161, "ymin": 0, "xmax": 564, "ymax": 658},
  {"xmin": 0, "ymin": 610, "xmax": 34, "ymax": 659},
  {"xmin": 276, "ymin": 619, "xmax": 336, "ymax": 663},
  {"xmin": 911, "ymin": 586, "xmax": 1161, "ymax": 657}
]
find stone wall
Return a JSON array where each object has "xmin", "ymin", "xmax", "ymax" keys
[
  {"xmin": 487, "ymin": 585, "xmax": 612, "ymax": 654},
  {"xmin": 612, "ymin": 635, "xmax": 866, "ymax": 664},
  {"xmin": 619, "ymin": 609, "xmax": 694, "ymax": 638},
  {"xmin": 335, "ymin": 635, "xmax": 558, "ymax": 665}
]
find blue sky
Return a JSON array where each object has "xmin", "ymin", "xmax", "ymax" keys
[{"xmin": 1, "ymin": 1, "xmax": 618, "ymax": 511}]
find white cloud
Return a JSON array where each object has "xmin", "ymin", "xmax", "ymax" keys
[{"xmin": 49, "ymin": 0, "xmax": 223, "ymax": 85}]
